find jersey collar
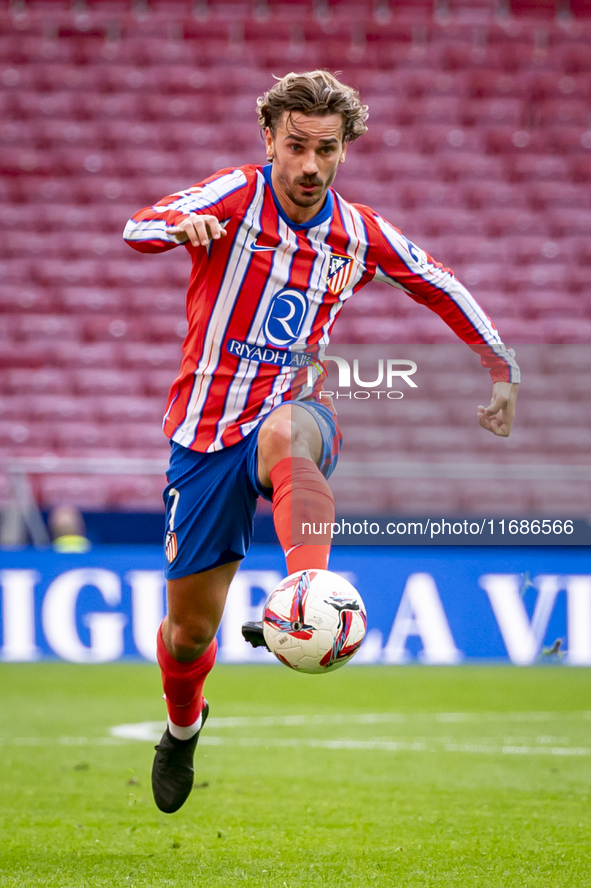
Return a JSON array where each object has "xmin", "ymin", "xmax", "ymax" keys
[{"xmin": 262, "ymin": 163, "xmax": 334, "ymax": 232}]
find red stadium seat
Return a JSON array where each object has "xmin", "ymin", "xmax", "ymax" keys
[
  {"xmin": 26, "ymin": 394, "xmax": 95, "ymax": 423},
  {"xmin": 94, "ymin": 395, "xmax": 162, "ymax": 423},
  {"xmin": 540, "ymin": 346, "xmax": 591, "ymax": 381},
  {"xmin": 375, "ymin": 151, "xmax": 445, "ymax": 181},
  {"xmin": 106, "ymin": 475, "xmax": 167, "ymax": 511},
  {"xmin": 329, "ymin": 476, "xmax": 394, "ymax": 516},
  {"xmin": 91, "ymin": 91, "xmax": 146, "ymax": 120},
  {"xmin": 505, "ymin": 153, "xmax": 571, "ymax": 182},
  {"xmin": 60, "ymin": 288, "xmax": 126, "ymax": 314},
  {"xmin": 539, "ymin": 98, "xmax": 590, "ymax": 127},
  {"xmin": 526, "ymin": 180, "xmax": 590, "ymax": 210},
  {"xmin": 127, "ymin": 287, "xmax": 183, "ymax": 315},
  {"xmin": 37, "ymin": 474, "xmax": 113, "ymax": 510},
  {"xmin": 533, "ymin": 482, "xmax": 591, "ymax": 515},
  {"xmin": 462, "ymin": 481, "xmax": 538, "ymax": 516},
  {"xmin": 0, "ymin": 419, "xmax": 58, "ymax": 452},
  {"xmin": 509, "ymin": 0, "xmax": 557, "ymax": 17},
  {"xmin": 549, "ymin": 126, "xmax": 591, "ymax": 154},
  {"xmin": 421, "ymin": 207, "xmax": 486, "ymax": 236},
  {"xmin": 569, "ymin": 265, "xmax": 591, "ymax": 295},
  {"xmin": 73, "ymin": 367, "xmax": 140, "ymax": 396},
  {"xmin": 547, "ymin": 207, "xmax": 591, "ymax": 237},
  {"xmin": 466, "ymin": 68, "xmax": 520, "ymax": 99},
  {"xmin": 445, "ymin": 0, "xmax": 498, "ymax": 20},
  {"xmin": 569, "ymin": 0, "xmax": 591, "ymax": 14},
  {"xmin": 83, "ymin": 315, "xmax": 186, "ymax": 344},
  {"xmin": 571, "ymin": 155, "xmax": 591, "ymax": 183},
  {"xmin": 461, "ymin": 96, "xmax": 524, "ymax": 126},
  {"xmin": 144, "ymin": 369, "xmax": 176, "ymax": 398},
  {"xmin": 486, "ymin": 208, "xmax": 550, "ymax": 237},
  {"xmin": 32, "ymin": 259, "xmax": 104, "ymax": 288},
  {"xmin": 538, "ymin": 317, "xmax": 591, "ymax": 341},
  {"xmin": 6, "ymin": 313, "xmax": 82, "ymax": 343},
  {"xmin": 505, "ymin": 263, "xmax": 571, "ymax": 295},
  {"xmin": 4, "ymin": 367, "xmax": 68, "ymax": 395},
  {"xmin": 115, "ymin": 421, "xmax": 171, "ymax": 449},
  {"xmin": 437, "ymin": 151, "xmax": 504, "ymax": 182},
  {"xmin": 121, "ymin": 343, "xmax": 181, "ymax": 370}
]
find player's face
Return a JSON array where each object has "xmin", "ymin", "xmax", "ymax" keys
[{"xmin": 266, "ymin": 112, "xmax": 347, "ymax": 224}]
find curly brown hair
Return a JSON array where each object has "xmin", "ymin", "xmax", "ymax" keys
[{"xmin": 257, "ymin": 70, "xmax": 368, "ymax": 143}]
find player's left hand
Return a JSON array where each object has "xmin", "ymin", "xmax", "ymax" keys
[{"xmin": 477, "ymin": 381, "xmax": 519, "ymax": 437}]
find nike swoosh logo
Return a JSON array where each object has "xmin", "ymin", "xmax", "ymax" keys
[{"xmin": 250, "ymin": 240, "xmax": 278, "ymax": 252}]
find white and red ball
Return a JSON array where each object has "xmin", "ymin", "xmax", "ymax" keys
[{"xmin": 263, "ymin": 569, "xmax": 367, "ymax": 674}]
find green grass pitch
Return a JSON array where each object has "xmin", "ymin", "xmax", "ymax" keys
[{"xmin": 1, "ymin": 662, "xmax": 590, "ymax": 887}]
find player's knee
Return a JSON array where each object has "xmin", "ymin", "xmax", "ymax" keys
[
  {"xmin": 258, "ymin": 418, "xmax": 293, "ymax": 462},
  {"xmin": 167, "ymin": 617, "xmax": 216, "ymax": 661},
  {"xmin": 259, "ymin": 416, "xmax": 314, "ymax": 463}
]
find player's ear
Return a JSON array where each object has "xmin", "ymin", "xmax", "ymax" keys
[
  {"xmin": 339, "ymin": 142, "xmax": 348, "ymax": 163},
  {"xmin": 265, "ymin": 127, "xmax": 274, "ymax": 162}
]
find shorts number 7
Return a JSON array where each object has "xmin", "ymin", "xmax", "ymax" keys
[{"xmin": 168, "ymin": 488, "xmax": 180, "ymax": 532}]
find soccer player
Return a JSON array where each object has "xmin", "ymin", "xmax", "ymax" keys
[{"xmin": 123, "ymin": 70, "xmax": 520, "ymax": 813}]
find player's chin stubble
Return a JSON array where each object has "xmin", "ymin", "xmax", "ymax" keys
[{"xmin": 288, "ymin": 178, "xmax": 328, "ymax": 208}]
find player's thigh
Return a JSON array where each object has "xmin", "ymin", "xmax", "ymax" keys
[
  {"xmin": 166, "ymin": 560, "xmax": 241, "ymax": 646},
  {"xmin": 164, "ymin": 440, "xmax": 259, "ymax": 579},
  {"xmin": 257, "ymin": 403, "xmax": 323, "ymax": 486}
]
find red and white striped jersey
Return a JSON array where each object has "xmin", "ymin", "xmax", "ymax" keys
[{"xmin": 124, "ymin": 163, "xmax": 520, "ymax": 453}]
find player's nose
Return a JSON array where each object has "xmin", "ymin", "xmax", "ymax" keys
[{"xmin": 301, "ymin": 151, "xmax": 319, "ymax": 174}]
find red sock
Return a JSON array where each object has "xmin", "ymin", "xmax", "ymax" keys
[
  {"xmin": 270, "ymin": 456, "xmax": 334, "ymax": 574},
  {"xmin": 156, "ymin": 626, "xmax": 217, "ymax": 728}
]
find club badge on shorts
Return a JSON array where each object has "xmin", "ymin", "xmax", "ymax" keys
[
  {"xmin": 165, "ymin": 530, "xmax": 178, "ymax": 563},
  {"xmin": 327, "ymin": 253, "xmax": 354, "ymax": 296}
]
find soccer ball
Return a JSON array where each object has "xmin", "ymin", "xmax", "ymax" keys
[{"xmin": 263, "ymin": 569, "xmax": 367, "ymax": 674}]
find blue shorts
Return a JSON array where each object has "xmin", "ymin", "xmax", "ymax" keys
[{"xmin": 162, "ymin": 401, "xmax": 342, "ymax": 579}]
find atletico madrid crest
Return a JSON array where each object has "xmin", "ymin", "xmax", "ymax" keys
[
  {"xmin": 165, "ymin": 531, "xmax": 178, "ymax": 563},
  {"xmin": 327, "ymin": 253, "xmax": 354, "ymax": 296}
]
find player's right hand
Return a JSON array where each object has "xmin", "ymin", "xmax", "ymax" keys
[{"xmin": 166, "ymin": 214, "xmax": 227, "ymax": 247}]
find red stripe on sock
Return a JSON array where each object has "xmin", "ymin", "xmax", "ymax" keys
[
  {"xmin": 156, "ymin": 627, "xmax": 217, "ymax": 727},
  {"xmin": 269, "ymin": 456, "xmax": 334, "ymax": 574}
]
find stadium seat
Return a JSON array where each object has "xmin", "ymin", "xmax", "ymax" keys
[
  {"xmin": 121, "ymin": 343, "xmax": 181, "ymax": 370},
  {"xmin": 73, "ymin": 368, "xmax": 140, "ymax": 395},
  {"xmin": 486, "ymin": 208, "xmax": 549, "ymax": 237},
  {"xmin": 571, "ymin": 155, "xmax": 591, "ymax": 183},
  {"xmin": 126, "ymin": 286, "xmax": 183, "ymax": 315},
  {"xmin": 532, "ymin": 482, "xmax": 591, "ymax": 516},
  {"xmin": 26, "ymin": 393, "xmax": 95, "ymax": 423},
  {"xmin": 330, "ymin": 476, "xmax": 395, "ymax": 515},
  {"xmin": 106, "ymin": 475, "xmax": 167, "ymax": 511},
  {"xmin": 525, "ymin": 181, "xmax": 590, "ymax": 210},
  {"xmin": 375, "ymin": 151, "xmax": 446, "ymax": 181},
  {"xmin": 37, "ymin": 474, "xmax": 113, "ymax": 510},
  {"xmin": 437, "ymin": 151, "xmax": 505, "ymax": 182},
  {"xmin": 519, "ymin": 289, "xmax": 586, "ymax": 319},
  {"xmin": 509, "ymin": 0, "xmax": 557, "ymax": 17},
  {"xmin": 0, "ymin": 419, "xmax": 58, "ymax": 452},
  {"xmin": 94, "ymin": 395, "xmax": 162, "ymax": 423},
  {"xmin": 539, "ymin": 97, "xmax": 590, "ymax": 126},
  {"xmin": 6, "ymin": 313, "xmax": 82, "ymax": 343},
  {"xmin": 538, "ymin": 317, "xmax": 591, "ymax": 341},
  {"xmin": 570, "ymin": 266, "xmax": 591, "ymax": 295},
  {"xmin": 421, "ymin": 207, "xmax": 486, "ymax": 236},
  {"xmin": 462, "ymin": 481, "xmax": 538, "ymax": 516},
  {"xmin": 547, "ymin": 208, "xmax": 591, "ymax": 237},
  {"xmin": 4, "ymin": 367, "xmax": 67, "ymax": 395}
]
